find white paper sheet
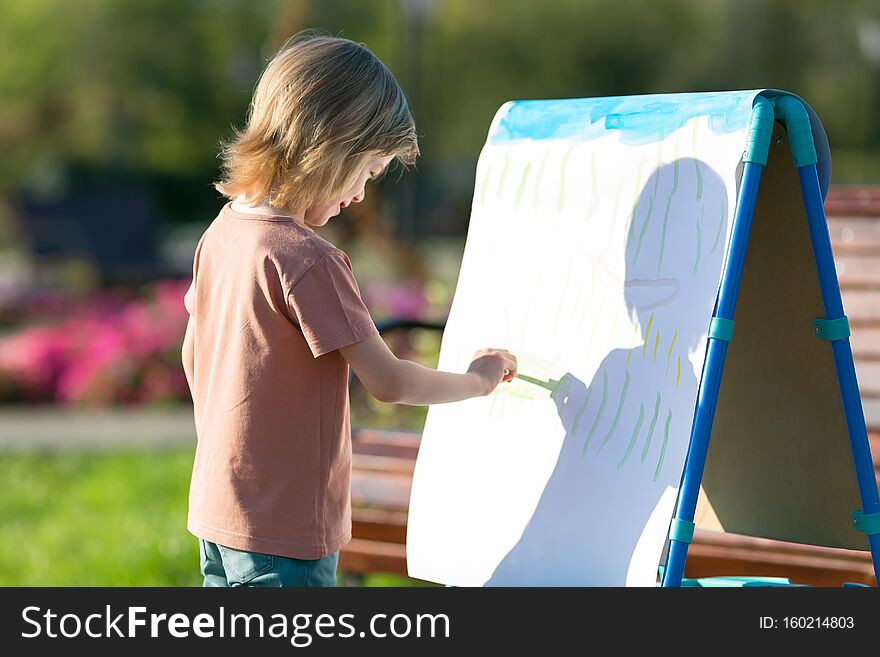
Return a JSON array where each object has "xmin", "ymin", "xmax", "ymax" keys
[{"xmin": 405, "ymin": 91, "xmax": 823, "ymax": 586}]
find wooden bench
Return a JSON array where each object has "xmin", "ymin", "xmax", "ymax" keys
[{"xmin": 341, "ymin": 186, "xmax": 880, "ymax": 586}]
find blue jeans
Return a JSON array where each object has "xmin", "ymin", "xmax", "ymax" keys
[{"xmin": 199, "ymin": 539, "xmax": 339, "ymax": 587}]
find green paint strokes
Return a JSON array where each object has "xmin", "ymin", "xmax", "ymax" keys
[
  {"xmin": 533, "ymin": 150, "xmax": 550, "ymax": 207},
  {"xmin": 653, "ymin": 408, "xmax": 673, "ymax": 481},
  {"xmin": 585, "ymin": 293, "xmax": 605, "ymax": 352},
  {"xmin": 554, "ymin": 259, "xmax": 572, "ymax": 331},
  {"xmin": 653, "ymin": 329, "xmax": 660, "ymax": 362},
  {"xmin": 666, "ymin": 330, "xmax": 678, "ymax": 378},
  {"xmin": 611, "ymin": 170, "xmax": 625, "ymax": 226},
  {"xmin": 626, "ymin": 157, "xmax": 648, "ymax": 246},
  {"xmin": 656, "ymin": 156, "xmax": 681, "ymax": 278},
  {"xmin": 608, "ymin": 308, "xmax": 621, "ymax": 347},
  {"xmin": 692, "ymin": 120, "xmax": 703, "ymax": 201},
  {"xmin": 676, "ymin": 356, "xmax": 681, "ymax": 386},
  {"xmin": 587, "ymin": 151, "xmax": 599, "ymax": 219},
  {"xmin": 641, "ymin": 392, "xmax": 662, "ymax": 463},
  {"xmin": 598, "ymin": 370, "xmax": 630, "ymax": 455},
  {"xmin": 514, "ymin": 162, "xmax": 532, "ymax": 208},
  {"xmin": 557, "ymin": 147, "xmax": 574, "ymax": 212},
  {"xmin": 496, "ymin": 154, "xmax": 510, "ymax": 198},
  {"xmin": 642, "ymin": 312, "xmax": 655, "ymax": 358},
  {"xmin": 479, "ymin": 165, "xmax": 492, "ymax": 206},
  {"xmin": 632, "ymin": 163, "xmax": 660, "ymax": 268},
  {"xmin": 710, "ymin": 196, "xmax": 726, "ymax": 256},
  {"xmin": 583, "ymin": 369, "xmax": 608, "ymax": 458},
  {"xmin": 571, "ymin": 386, "xmax": 593, "ymax": 436},
  {"xmin": 626, "ymin": 320, "xmax": 641, "ymax": 366},
  {"xmin": 693, "ymin": 204, "xmax": 704, "ymax": 276},
  {"xmin": 618, "ymin": 402, "xmax": 646, "ymax": 468}
]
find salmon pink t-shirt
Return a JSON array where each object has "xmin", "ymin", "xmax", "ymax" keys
[{"xmin": 183, "ymin": 202, "xmax": 378, "ymax": 559}]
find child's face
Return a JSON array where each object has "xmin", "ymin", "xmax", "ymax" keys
[{"xmin": 304, "ymin": 154, "xmax": 394, "ymax": 227}]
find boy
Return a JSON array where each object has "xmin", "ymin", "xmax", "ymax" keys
[{"xmin": 182, "ymin": 32, "xmax": 516, "ymax": 587}]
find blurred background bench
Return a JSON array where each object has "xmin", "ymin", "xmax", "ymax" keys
[{"xmin": 343, "ymin": 185, "xmax": 880, "ymax": 586}]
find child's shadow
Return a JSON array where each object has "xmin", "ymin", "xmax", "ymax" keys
[{"xmin": 486, "ymin": 158, "xmax": 731, "ymax": 585}]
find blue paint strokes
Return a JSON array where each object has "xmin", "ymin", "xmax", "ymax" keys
[{"xmin": 490, "ymin": 90, "xmax": 761, "ymax": 147}]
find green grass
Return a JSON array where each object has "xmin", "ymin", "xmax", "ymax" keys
[
  {"xmin": 0, "ymin": 448, "xmax": 200, "ymax": 586},
  {"xmin": 0, "ymin": 448, "xmax": 426, "ymax": 587}
]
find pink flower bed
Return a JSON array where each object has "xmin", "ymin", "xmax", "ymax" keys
[
  {"xmin": 0, "ymin": 280, "xmax": 190, "ymax": 406},
  {"xmin": 0, "ymin": 277, "xmax": 444, "ymax": 407}
]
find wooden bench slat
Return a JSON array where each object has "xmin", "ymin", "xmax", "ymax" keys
[
  {"xmin": 350, "ymin": 469, "xmax": 412, "ymax": 512},
  {"xmin": 828, "ymin": 216, "xmax": 880, "ymax": 250},
  {"xmin": 339, "ymin": 538, "xmax": 408, "ymax": 576}
]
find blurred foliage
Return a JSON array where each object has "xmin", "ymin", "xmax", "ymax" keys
[{"xmin": 2, "ymin": 0, "xmax": 880, "ymax": 235}]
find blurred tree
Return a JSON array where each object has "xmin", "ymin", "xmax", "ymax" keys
[
  {"xmin": 1, "ymin": 0, "xmax": 879, "ymax": 239},
  {"xmin": 0, "ymin": 0, "xmax": 280, "ymax": 220}
]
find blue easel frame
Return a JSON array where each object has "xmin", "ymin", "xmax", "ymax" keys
[{"xmin": 661, "ymin": 96, "xmax": 880, "ymax": 587}]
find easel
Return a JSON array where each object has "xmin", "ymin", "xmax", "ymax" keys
[{"xmin": 661, "ymin": 95, "xmax": 880, "ymax": 587}]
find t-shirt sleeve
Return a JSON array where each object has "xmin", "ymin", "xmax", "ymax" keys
[
  {"xmin": 287, "ymin": 252, "xmax": 379, "ymax": 358},
  {"xmin": 183, "ymin": 231, "xmax": 207, "ymax": 316}
]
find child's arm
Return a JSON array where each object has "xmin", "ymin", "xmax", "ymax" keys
[{"xmin": 340, "ymin": 335, "xmax": 517, "ymax": 406}]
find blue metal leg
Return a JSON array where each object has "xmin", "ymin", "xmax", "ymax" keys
[
  {"xmin": 662, "ymin": 162, "xmax": 765, "ymax": 587},
  {"xmin": 798, "ymin": 164, "xmax": 880, "ymax": 584}
]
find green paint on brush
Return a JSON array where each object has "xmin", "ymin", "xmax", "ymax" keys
[
  {"xmin": 666, "ymin": 330, "xmax": 678, "ymax": 378},
  {"xmin": 693, "ymin": 204, "xmax": 704, "ymax": 275},
  {"xmin": 496, "ymin": 154, "xmax": 509, "ymax": 198},
  {"xmin": 557, "ymin": 147, "xmax": 574, "ymax": 212},
  {"xmin": 598, "ymin": 370, "xmax": 630, "ymax": 455},
  {"xmin": 583, "ymin": 369, "xmax": 608, "ymax": 457},
  {"xmin": 514, "ymin": 162, "xmax": 532, "ymax": 208},
  {"xmin": 618, "ymin": 401, "xmax": 645, "ymax": 468},
  {"xmin": 642, "ymin": 312, "xmax": 655, "ymax": 358},
  {"xmin": 641, "ymin": 393, "xmax": 662, "ymax": 463},
  {"xmin": 710, "ymin": 196, "xmax": 726, "ymax": 256},
  {"xmin": 653, "ymin": 408, "xmax": 673, "ymax": 481},
  {"xmin": 514, "ymin": 373, "xmax": 557, "ymax": 391}
]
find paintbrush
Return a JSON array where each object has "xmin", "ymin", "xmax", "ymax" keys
[{"xmin": 503, "ymin": 369, "xmax": 559, "ymax": 392}]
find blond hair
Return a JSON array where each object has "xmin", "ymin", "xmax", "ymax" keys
[{"xmin": 214, "ymin": 32, "xmax": 419, "ymax": 213}]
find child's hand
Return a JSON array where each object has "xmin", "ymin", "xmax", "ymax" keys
[{"xmin": 467, "ymin": 348, "xmax": 518, "ymax": 396}]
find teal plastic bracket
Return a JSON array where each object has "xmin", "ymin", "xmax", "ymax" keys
[
  {"xmin": 851, "ymin": 510, "xmax": 880, "ymax": 536},
  {"xmin": 668, "ymin": 518, "xmax": 695, "ymax": 544},
  {"xmin": 812, "ymin": 316, "xmax": 850, "ymax": 342},
  {"xmin": 708, "ymin": 317, "xmax": 734, "ymax": 342},
  {"xmin": 773, "ymin": 95, "xmax": 818, "ymax": 168},
  {"xmin": 742, "ymin": 96, "xmax": 775, "ymax": 166}
]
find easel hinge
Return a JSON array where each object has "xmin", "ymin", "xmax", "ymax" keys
[
  {"xmin": 812, "ymin": 316, "xmax": 850, "ymax": 342},
  {"xmin": 708, "ymin": 317, "xmax": 734, "ymax": 342},
  {"xmin": 668, "ymin": 518, "xmax": 695, "ymax": 544},
  {"xmin": 852, "ymin": 510, "xmax": 880, "ymax": 536}
]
